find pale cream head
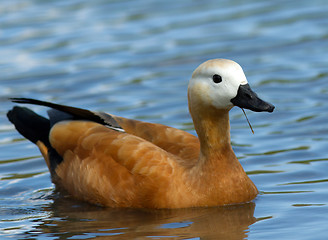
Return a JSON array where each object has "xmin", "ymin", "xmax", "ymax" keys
[{"xmin": 188, "ymin": 59, "xmax": 248, "ymax": 110}]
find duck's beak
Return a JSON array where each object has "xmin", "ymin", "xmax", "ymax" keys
[{"xmin": 230, "ymin": 84, "xmax": 275, "ymax": 112}]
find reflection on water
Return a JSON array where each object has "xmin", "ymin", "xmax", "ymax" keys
[
  {"xmin": 32, "ymin": 196, "xmax": 257, "ymax": 239},
  {"xmin": 1, "ymin": 0, "xmax": 328, "ymax": 239}
]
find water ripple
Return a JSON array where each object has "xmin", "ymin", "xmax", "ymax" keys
[{"xmin": 1, "ymin": 0, "xmax": 328, "ymax": 239}]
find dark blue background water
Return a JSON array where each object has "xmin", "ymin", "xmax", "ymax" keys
[{"xmin": 1, "ymin": 0, "xmax": 328, "ymax": 239}]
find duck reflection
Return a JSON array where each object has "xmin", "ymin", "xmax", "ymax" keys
[{"xmin": 34, "ymin": 193, "xmax": 257, "ymax": 240}]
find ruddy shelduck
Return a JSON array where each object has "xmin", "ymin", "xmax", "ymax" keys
[{"xmin": 7, "ymin": 59, "xmax": 274, "ymax": 208}]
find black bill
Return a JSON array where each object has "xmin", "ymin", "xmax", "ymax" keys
[{"xmin": 230, "ymin": 84, "xmax": 275, "ymax": 112}]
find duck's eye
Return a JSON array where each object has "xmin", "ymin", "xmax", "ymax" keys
[{"xmin": 212, "ymin": 74, "xmax": 222, "ymax": 83}]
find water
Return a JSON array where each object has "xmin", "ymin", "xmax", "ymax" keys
[{"xmin": 1, "ymin": 0, "xmax": 328, "ymax": 239}]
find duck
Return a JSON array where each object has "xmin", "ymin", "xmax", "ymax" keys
[{"xmin": 7, "ymin": 59, "xmax": 274, "ymax": 208}]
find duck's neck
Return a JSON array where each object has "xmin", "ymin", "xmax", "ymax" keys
[
  {"xmin": 190, "ymin": 104, "xmax": 233, "ymax": 164},
  {"xmin": 188, "ymin": 95, "xmax": 258, "ymax": 204}
]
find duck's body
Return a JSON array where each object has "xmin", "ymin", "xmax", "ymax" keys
[{"xmin": 7, "ymin": 59, "xmax": 274, "ymax": 208}]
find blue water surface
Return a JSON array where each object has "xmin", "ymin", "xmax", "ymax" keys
[{"xmin": 1, "ymin": 0, "xmax": 328, "ymax": 239}]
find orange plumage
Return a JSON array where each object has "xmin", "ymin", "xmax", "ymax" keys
[{"xmin": 7, "ymin": 59, "xmax": 274, "ymax": 208}]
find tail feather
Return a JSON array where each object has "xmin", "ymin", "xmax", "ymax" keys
[
  {"xmin": 7, "ymin": 106, "xmax": 51, "ymax": 146},
  {"xmin": 7, "ymin": 106, "xmax": 63, "ymax": 174}
]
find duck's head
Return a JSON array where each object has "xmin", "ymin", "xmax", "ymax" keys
[{"xmin": 188, "ymin": 59, "xmax": 275, "ymax": 113}]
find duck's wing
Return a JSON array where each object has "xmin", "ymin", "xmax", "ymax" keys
[
  {"xmin": 10, "ymin": 98, "xmax": 200, "ymax": 162},
  {"xmin": 113, "ymin": 116, "xmax": 200, "ymax": 162},
  {"xmin": 46, "ymin": 120, "xmax": 179, "ymax": 207}
]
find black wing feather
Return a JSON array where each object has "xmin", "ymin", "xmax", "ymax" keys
[{"xmin": 10, "ymin": 98, "xmax": 123, "ymax": 130}]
